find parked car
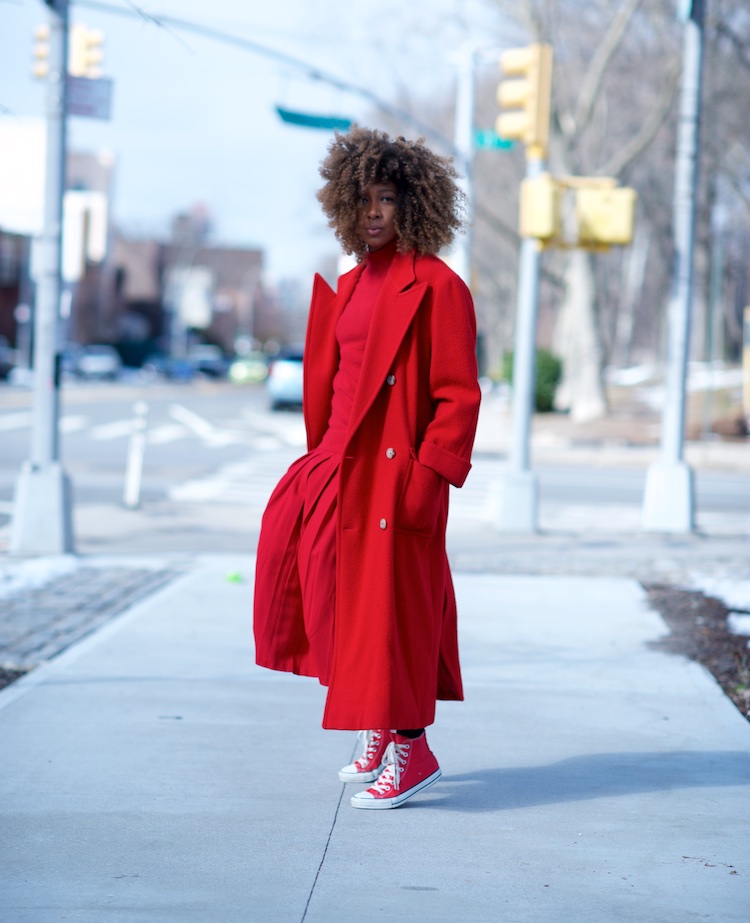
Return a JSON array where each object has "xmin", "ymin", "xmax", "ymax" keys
[
  {"xmin": 228, "ymin": 352, "xmax": 269, "ymax": 386},
  {"xmin": 141, "ymin": 353, "xmax": 194, "ymax": 382},
  {"xmin": 0, "ymin": 337, "xmax": 16, "ymax": 380},
  {"xmin": 186, "ymin": 344, "xmax": 228, "ymax": 378},
  {"xmin": 75, "ymin": 344, "xmax": 122, "ymax": 381},
  {"xmin": 266, "ymin": 347, "xmax": 303, "ymax": 410}
]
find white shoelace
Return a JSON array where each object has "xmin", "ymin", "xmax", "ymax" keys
[
  {"xmin": 370, "ymin": 740, "xmax": 410, "ymax": 793},
  {"xmin": 355, "ymin": 729, "xmax": 383, "ymax": 768}
]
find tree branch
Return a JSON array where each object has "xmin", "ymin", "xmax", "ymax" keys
[
  {"xmin": 572, "ymin": 0, "xmax": 643, "ymax": 139},
  {"xmin": 715, "ymin": 20, "xmax": 750, "ymax": 72},
  {"xmin": 599, "ymin": 56, "xmax": 680, "ymax": 177},
  {"xmin": 721, "ymin": 165, "xmax": 750, "ymax": 216}
]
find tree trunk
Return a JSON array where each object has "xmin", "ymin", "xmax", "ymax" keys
[{"xmin": 553, "ymin": 249, "xmax": 607, "ymax": 421}]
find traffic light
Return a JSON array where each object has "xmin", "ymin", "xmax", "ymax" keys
[
  {"xmin": 69, "ymin": 24, "xmax": 104, "ymax": 78},
  {"xmin": 576, "ymin": 186, "xmax": 637, "ymax": 247},
  {"xmin": 496, "ymin": 43, "xmax": 553, "ymax": 151},
  {"xmin": 32, "ymin": 24, "xmax": 51, "ymax": 79},
  {"xmin": 519, "ymin": 173, "xmax": 561, "ymax": 242}
]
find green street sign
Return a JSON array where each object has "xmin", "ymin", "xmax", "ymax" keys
[
  {"xmin": 474, "ymin": 130, "xmax": 515, "ymax": 150},
  {"xmin": 275, "ymin": 106, "xmax": 352, "ymax": 131}
]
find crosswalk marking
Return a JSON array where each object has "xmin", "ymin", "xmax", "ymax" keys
[
  {"xmin": 147, "ymin": 424, "xmax": 189, "ymax": 445},
  {"xmin": 168, "ymin": 449, "xmax": 496, "ymax": 522},
  {"xmin": 0, "ymin": 412, "xmax": 88, "ymax": 434},
  {"xmin": 2, "ymin": 407, "xmax": 499, "ymax": 519},
  {"xmin": 0, "ymin": 412, "xmax": 33, "ymax": 432},
  {"xmin": 241, "ymin": 409, "xmax": 307, "ymax": 447},
  {"xmin": 0, "ymin": 408, "xmax": 308, "ymax": 450},
  {"xmin": 90, "ymin": 420, "xmax": 135, "ymax": 441},
  {"xmin": 169, "ymin": 450, "xmax": 299, "ymax": 506},
  {"xmin": 59, "ymin": 415, "xmax": 88, "ymax": 434}
]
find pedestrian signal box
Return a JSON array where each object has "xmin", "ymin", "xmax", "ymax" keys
[
  {"xmin": 520, "ymin": 173, "xmax": 561, "ymax": 242},
  {"xmin": 576, "ymin": 186, "xmax": 637, "ymax": 246}
]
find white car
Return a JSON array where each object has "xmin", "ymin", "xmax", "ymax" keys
[
  {"xmin": 75, "ymin": 345, "xmax": 122, "ymax": 381},
  {"xmin": 266, "ymin": 348, "xmax": 303, "ymax": 410}
]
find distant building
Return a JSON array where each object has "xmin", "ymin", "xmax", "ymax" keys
[
  {"xmin": 0, "ymin": 118, "xmax": 295, "ymax": 362},
  {"xmin": 113, "ymin": 225, "xmax": 267, "ymax": 361}
]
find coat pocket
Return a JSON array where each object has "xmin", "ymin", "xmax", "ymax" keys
[{"xmin": 395, "ymin": 450, "xmax": 444, "ymax": 535}]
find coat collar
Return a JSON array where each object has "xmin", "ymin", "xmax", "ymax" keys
[{"xmin": 304, "ymin": 250, "xmax": 428, "ymax": 449}]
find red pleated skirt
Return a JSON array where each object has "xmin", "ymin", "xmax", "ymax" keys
[{"xmin": 255, "ymin": 447, "xmax": 340, "ymax": 685}]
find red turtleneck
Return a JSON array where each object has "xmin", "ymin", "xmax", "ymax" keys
[{"xmin": 319, "ymin": 240, "xmax": 398, "ymax": 452}]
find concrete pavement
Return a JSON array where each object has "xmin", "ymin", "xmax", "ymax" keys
[{"xmin": 1, "ymin": 554, "xmax": 748, "ymax": 922}]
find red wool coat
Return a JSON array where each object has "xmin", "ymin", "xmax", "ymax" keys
[{"xmin": 254, "ymin": 249, "xmax": 481, "ymax": 730}]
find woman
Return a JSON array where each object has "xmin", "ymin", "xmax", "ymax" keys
[{"xmin": 253, "ymin": 126, "xmax": 481, "ymax": 809}]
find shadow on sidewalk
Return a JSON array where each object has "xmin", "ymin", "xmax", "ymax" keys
[{"xmin": 407, "ymin": 750, "xmax": 750, "ymax": 812}]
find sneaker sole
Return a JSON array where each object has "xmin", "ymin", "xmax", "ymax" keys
[
  {"xmin": 338, "ymin": 767, "xmax": 383, "ymax": 783},
  {"xmin": 350, "ymin": 767, "xmax": 442, "ymax": 809}
]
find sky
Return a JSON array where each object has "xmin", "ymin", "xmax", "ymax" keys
[{"xmin": 0, "ymin": 0, "xmax": 507, "ymax": 284}]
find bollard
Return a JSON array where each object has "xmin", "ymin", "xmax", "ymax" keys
[
  {"xmin": 743, "ymin": 306, "xmax": 750, "ymax": 426},
  {"xmin": 123, "ymin": 401, "xmax": 148, "ymax": 509}
]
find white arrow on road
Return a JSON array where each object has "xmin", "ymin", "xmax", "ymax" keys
[{"xmin": 168, "ymin": 404, "xmax": 246, "ymax": 447}]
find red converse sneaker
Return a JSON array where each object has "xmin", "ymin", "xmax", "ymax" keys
[
  {"xmin": 338, "ymin": 729, "xmax": 390, "ymax": 783},
  {"xmin": 350, "ymin": 732, "xmax": 441, "ymax": 809}
]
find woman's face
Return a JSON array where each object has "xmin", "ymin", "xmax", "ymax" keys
[{"xmin": 357, "ymin": 182, "xmax": 399, "ymax": 251}]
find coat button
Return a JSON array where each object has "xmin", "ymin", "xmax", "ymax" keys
[
  {"xmin": 379, "ymin": 518, "xmax": 387, "ymax": 530},
  {"xmin": 385, "ymin": 447, "xmax": 396, "ymax": 459},
  {"xmin": 386, "ymin": 374, "xmax": 396, "ymax": 386}
]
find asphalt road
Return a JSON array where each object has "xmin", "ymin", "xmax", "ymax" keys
[
  {"xmin": 1, "ymin": 376, "xmax": 747, "ymax": 543},
  {"xmin": 0, "ymin": 377, "xmax": 303, "ymax": 524}
]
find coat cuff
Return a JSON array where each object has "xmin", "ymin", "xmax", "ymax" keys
[{"xmin": 417, "ymin": 441, "xmax": 472, "ymax": 488}]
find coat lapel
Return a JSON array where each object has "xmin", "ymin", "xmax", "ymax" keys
[
  {"xmin": 304, "ymin": 265, "xmax": 364, "ymax": 448},
  {"xmin": 346, "ymin": 250, "xmax": 427, "ymax": 441}
]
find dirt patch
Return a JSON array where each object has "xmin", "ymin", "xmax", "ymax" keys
[
  {"xmin": 0, "ymin": 667, "xmax": 29, "ymax": 691},
  {"xmin": 645, "ymin": 584, "xmax": 750, "ymax": 722}
]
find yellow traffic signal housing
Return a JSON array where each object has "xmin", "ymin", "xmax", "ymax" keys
[
  {"xmin": 576, "ymin": 186, "xmax": 637, "ymax": 246},
  {"xmin": 32, "ymin": 24, "xmax": 51, "ymax": 78},
  {"xmin": 520, "ymin": 173, "xmax": 561, "ymax": 241},
  {"xmin": 496, "ymin": 43, "xmax": 553, "ymax": 151},
  {"xmin": 69, "ymin": 24, "xmax": 104, "ymax": 78}
]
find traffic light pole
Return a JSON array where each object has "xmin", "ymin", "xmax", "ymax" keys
[
  {"xmin": 452, "ymin": 42, "xmax": 477, "ymax": 287},
  {"xmin": 642, "ymin": 0, "xmax": 704, "ymax": 532},
  {"xmin": 495, "ymin": 148, "xmax": 544, "ymax": 532},
  {"xmin": 11, "ymin": 0, "xmax": 75, "ymax": 554}
]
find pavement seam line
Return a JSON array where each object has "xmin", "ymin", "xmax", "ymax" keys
[{"xmin": 300, "ymin": 780, "xmax": 347, "ymax": 922}]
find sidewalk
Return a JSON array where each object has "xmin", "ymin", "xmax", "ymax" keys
[{"xmin": 1, "ymin": 555, "xmax": 748, "ymax": 922}]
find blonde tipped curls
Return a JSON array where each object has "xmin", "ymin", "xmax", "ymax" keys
[{"xmin": 316, "ymin": 125, "xmax": 465, "ymax": 260}]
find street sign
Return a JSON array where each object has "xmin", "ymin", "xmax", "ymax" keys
[
  {"xmin": 275, "ymin": 106, "xmax": 352, "ymax": 131},
  {"xmin": 474, "ymin": 129, "xmax": 515, "ymax": 150},
  {"xmin": 66, "ymin": 75, "xmax": 112, "ymax": 120}
]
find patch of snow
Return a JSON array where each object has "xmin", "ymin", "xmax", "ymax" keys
[
  {"xmin": 686, "ymin": 361, "xmax": 744, "ymax": 393},
  {"xmin": 0, "ymin": 556, "xmax": 79, "ymax": 600},
  {"xmin": 728, "ymin": 612, "xmax": 750, "ymax": 638},
  {"xmin": 606, "ymin": 364, "xmax": 657, "ymax": 387},
  {"xmin": 687, "ymin": 573, "xmax": 750, "ymax": 642}
]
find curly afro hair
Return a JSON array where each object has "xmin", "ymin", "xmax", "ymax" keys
[{"xmin": 316, "ymin": 126, "xmax": 465, "ymax": 260}]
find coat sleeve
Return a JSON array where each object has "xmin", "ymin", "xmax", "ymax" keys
[{"xmin": 416, "ymin": 267, "xmax": 481, "ymax": 489}]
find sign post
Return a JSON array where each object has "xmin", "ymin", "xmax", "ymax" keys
[
  {"xmin": 11, "ymin": 0, "xmax": 74, "ymax": 554},
  {"xmin": 642, "ymin": 0, "xmax": 704, "ymax": 532}
]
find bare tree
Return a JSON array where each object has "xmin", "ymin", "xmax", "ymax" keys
[{"xmin": 353, "ymin": 0, "xmax": 750, "ymax": 407}]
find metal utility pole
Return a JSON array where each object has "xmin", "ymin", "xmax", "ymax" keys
[
  {"xmin": 453, "ymin": 42, "xmax": 477, "ymax": 287},
  {"xmin": 494, "ymin": 43, "xmax": 553, "ymax": 532},
  {"xmin": 642, "ymin": 0, "xmax": 704, "ymax": 532},
  {"xmin": 11, "ymin": 0, "xmax": 75, "ymax": 554},
  {"xmin": 495, "ymin": 150, "xmax": 544, "ymax": 531}
]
